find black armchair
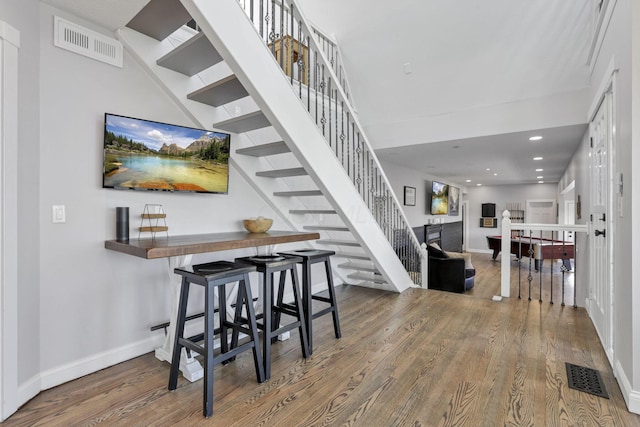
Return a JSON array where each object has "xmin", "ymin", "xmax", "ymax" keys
[{"xmin": 426, "ymin": 244, "xmax": 475, "ymax": 293}]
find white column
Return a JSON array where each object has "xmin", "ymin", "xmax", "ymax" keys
[
  {"xmin": 0, "ymin": 20, "xmax": 21, "ymax": 421},
  {"xmin": 500, "ymin": 210, "xmax": 511, "ymax": 298}
]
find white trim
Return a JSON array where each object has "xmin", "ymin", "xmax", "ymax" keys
[
  {"xmin": 615, "ymin": 360, "xmax": 640, "ymax": 414},
  {"xmin": 588, "ymin": 57, "xmax": 617, "ymax": 122},
  {"xmin": 560, "ymin": 180, "xmax": 575, "ymax": 195},
  {"xmin": 41, "ymin": 335, "xmax": 163, "ymax": 391},
  {"xmin": 0, "ymin": 20, "xmax": 20, "ymax": 422},
  {"xmin": 587, "ymin": 0, "xmax": 618, "ymax": 73}
]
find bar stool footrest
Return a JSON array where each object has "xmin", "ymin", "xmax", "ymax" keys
[
  {"xmin": 311, "ymin": 295, "xmax": 332, "ymax": 304},
  {"xmin": 312, "ymin": 306, "xmax": 336, "ymax": 319}
]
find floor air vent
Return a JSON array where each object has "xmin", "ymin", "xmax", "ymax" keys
[
  {"xmin": 565, "ymin": 363, "xmax": 609, "ymax": 399},
  {"xmin": 53, "ymin": 16, "xmax": 123, "ymax": 68}
]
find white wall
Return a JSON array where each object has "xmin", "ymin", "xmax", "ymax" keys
[
  {"xmin": 34, "ymin": 4, "xmax": 284, "ymax": 388},
  {"xmin": 379, "ymin": 160, "xmax": 462, "ymax": 228},
  {"xmin": 464, "ymin": 183, "xmax": 558, "ymax": 252},
  {"xmin": 588, "ymin": 0, "xmax": 639, "ymax": 411},
  {"xmin": 558, "ymin": 131, "xmax": 590, "ymax": 307},
  {"xmin": 0, "ymin": 0, "xmax": 41, "ymax": 389}
]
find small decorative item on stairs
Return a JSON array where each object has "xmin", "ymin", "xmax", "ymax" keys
[
  {"xmin": 139, "ymin": 204, "xmax": 168, "ymax": 240},
  {"xmin": 243, "ymin": 216, "xmax": 273, "ymax": 233}
]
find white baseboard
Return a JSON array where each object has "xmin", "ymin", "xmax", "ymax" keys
[
  {"xmin": 16, "ymin": 375, "xmax": 41, "ymax": 417},
  {"xmin": 614, "ymin": 360, "xmax": 640, "ymax": 415},
  {"xmin": 15, "ymin": 281, "xmax": 334, "ymax": 410},
  {"xmin": 40, "ymin": 334, "xmax": 164, "ymax": 391},
  {"xmin": 467, "ymin": 248, "xmax": 493, "ymax": 255}
]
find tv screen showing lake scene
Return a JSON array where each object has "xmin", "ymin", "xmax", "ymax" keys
[{"xmin": 103, "ymin": 113, "xmax": 231, "ymax": 194}]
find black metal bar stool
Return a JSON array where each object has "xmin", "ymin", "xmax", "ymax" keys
[
  {"xmin": 278, "ymin": 249, "xmax": 341, "ymax": 355},
  {"xmin": 169, "ymin": 260, "xmax": 265, "ymax": 418},
  {"xmin": 235, "ymin": 255, "xmax": 310, "ymax": 380}
]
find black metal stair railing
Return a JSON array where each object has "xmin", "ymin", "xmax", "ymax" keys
[{"xmin": 235, "ymin": 0, "xmax": 425, "ymax": 285}]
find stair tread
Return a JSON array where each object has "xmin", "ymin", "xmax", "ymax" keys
[
  {"xmin": 157, "ymin": 33, "xmax": 224, "ymax": 76},
  {"xmin": 187, "ymin": 75, "xmax": 248, "ymax": 106},
  {"xmin": 338, "ymin": 262, "xmax": 378, "ymax": 272},
  {"xmin": 214, "ymin": 111, "xmax": 271, "ymax": 133},
  {"xmin": 127, "ymin": 0, "xmax": 192, "ymax": 41},
  {"xmin": 289, "ymin": 209, "xmax": 337, "ymax": 214},
  {"xmin": 303, "ymin": 225, "xmax": 349, "ymax": 231},
  {"xmin": 333, "ymin": 252, "xmax": 371, "ymax": 260},
  {"xmin": 347, "ymin": 272, "xmax": 387, "ymax": 284},
  {"xmin": 256, "ymin": 167, "xmax": 307, "ymax": 178},
  {"xmin": 274, "ymin": 190, "xmax": 323, "ymax": 197},
  {"xmin": 236, "ymin": 141, "xmax": 290, "ymax": 157},
  {"xmin": 317, "ymin": 239, "xmax": 360, "ymax": 247}
]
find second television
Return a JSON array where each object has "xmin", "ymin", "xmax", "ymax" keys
[{"xmin": 430, "ymin": 181, "xmax": 449, "ymax": 215}]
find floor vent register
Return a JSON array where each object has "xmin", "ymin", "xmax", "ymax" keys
[{"xmin": 565, "ymin": 363, "xmax": 609, "ymax": 399}]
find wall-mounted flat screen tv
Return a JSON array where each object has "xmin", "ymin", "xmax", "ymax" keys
[
  {"xmin": 103, "ymin": 113, "xmax": 231, "ymax": 194},
  {"xmin": 430, "ymin": 180, "xmax": 449, "ymax": 215}
]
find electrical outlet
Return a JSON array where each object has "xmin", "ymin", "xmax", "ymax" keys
[{"xmin": 52, "ymin": 205, "xmax": 66, "ymax": 223}]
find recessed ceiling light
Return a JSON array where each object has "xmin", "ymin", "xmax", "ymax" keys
[
  {"xmin": 485, "ymin": 168, "xmax": 491, "ymax": 171},
  {"xmin": 493, "ymin": 173, "xmax": 498, "ymax": 176},
  {"xmin": 477, "ymin": 183, "xmax": 482, "ymax": 186},
  {"xmin": 538, "ymin": 180, "xmax": 544, "ymax": 184},
  {"xmin": 536, "ymin": 168, "xmax": 544, "ymax": 172},
  {"xmin": 465, "ymin": 179, "xmax": 471, "ymax": 183},
  {"xmin": 537, "ymin": 176, "xmax": 544, "ymax": 179},
  {"xmin": 533, "ymin": 157, "xmax": 543, "ymax": 160},
  {"xmin": 529, "ymin": 136, "xmax": 543, "ymax": 141}
]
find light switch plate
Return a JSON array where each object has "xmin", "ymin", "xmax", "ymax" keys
[{"xmin": 52, "ymin": 205, "xmax": 66, "ymax": 223}]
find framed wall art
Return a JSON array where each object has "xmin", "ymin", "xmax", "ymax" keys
[{"xmin": 404, "ymin": 186, "xmax": 416, "ymax": 206}]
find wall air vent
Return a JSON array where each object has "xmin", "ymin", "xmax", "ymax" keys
[{"xmin": 53, "ymin": 16, "xmax": 123, "ymax": 68}]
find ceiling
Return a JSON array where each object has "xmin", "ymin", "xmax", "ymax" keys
[
  {"xmin": 376, "ymin": 124, "xmax": 586, "ymax": 186},
  {"xmin": 42, "ymin": 0, "xmax": 593, "ymax": 187}
]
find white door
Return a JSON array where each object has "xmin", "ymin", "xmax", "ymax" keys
[
  {"xmin": 564, "ymin": 200, "xmax": 575, "ymax": 243},
  {"xmin": 589, "ymin": 91, "xmax": 614, "ymax": 362}
]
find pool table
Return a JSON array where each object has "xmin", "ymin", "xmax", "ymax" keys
[{"xmin": 486, "ymin": 235, "xmax": 574, "ymax": 271}]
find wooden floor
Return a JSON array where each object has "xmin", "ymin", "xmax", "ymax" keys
[{"xmin": 5, "ymin": 254, "xmax": 640, "ymax": 426}]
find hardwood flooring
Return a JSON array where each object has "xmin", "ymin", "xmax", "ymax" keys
[{"xmin": 4, "ymin": 253, "xmax": 639, "ymax": 426}]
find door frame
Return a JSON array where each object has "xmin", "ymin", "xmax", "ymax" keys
[
  {"xmin": 0, "ymin": 20, "xmax": 21, "ymax": 420},
  {"xmin": 587, "ymin": 60, "xmax": 617, "ymax": 365}
]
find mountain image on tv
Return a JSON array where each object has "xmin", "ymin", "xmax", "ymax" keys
[{"xmin": 103, "ymin": 114, "xmax": 231, "ymax": 193}]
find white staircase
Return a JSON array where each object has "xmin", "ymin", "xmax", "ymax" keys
[{"xmin": 117, "ymin": 0, "xmax": 424, "ymax": 292}]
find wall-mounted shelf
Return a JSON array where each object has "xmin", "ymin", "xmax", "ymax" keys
[
  {"xmin": 139, "ymin": 204, "xmax": 168, "ymax": 240},
  {"xmin": 479, "ymin": 218, "xmax": 497, "ymax": 228}
]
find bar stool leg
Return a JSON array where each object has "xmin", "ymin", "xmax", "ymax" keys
[
  {"xmin": 203, "ymin": 280, "xmax": 216, "ymax": 417},
  {"xmin": 230, "ymin": 282, "xmax": 244, "ymax": 356},
  {"xmin": 324, "ymin": 259, "xmax": 342, "ymax": 339},
  {"xmin": 218, "ymin": 284, "xmax": 229, "ymax": 356},
  {"xmin": 263, "ymin": 271, "xmax": 273, "ymax": 380},
  {"xmin": 302, "ymin": 260, "xmax": 313, "ymax": 353},
  {"xmin": 272, "ymin": 271, "xmax": 287, "ymax": 343},
  {"xmin": 290, "ymin": 267, "xmax": 310, "ymax": 359},
  {"xmin": 169, "ymin": 277, "xmax": 190, "ymax": 391},
  {"xmin": 241, "ymin": 273, "xmax": 265, "ymax": 383}
]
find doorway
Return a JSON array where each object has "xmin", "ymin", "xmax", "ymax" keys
[{"xmin": 588, "ymin": 86, "xmax": 615, "ymax": 365}]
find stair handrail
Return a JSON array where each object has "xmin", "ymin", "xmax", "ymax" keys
[
  {"xmin": 308, "ymin": 26, "xmax": 355, "ymax": 106},
  {"xmin": 237, "ymin": 0, "xmax": 425, "ymax": 285}
]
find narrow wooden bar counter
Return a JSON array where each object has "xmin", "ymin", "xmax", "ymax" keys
[
  {"xmin": 104, "ymin": 230, "xmax": 320, "ymax": 382},
  {"xmin": 104, "ymin": 230, "xmax": 321, "ymax": 259}
]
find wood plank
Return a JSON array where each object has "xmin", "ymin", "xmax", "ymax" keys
[
  {"xmin": 126, "ymin": 0, "xmax": 191, "ymax": 41},
  {"xmin": 156, "ymin": 32, "xmax": 224, "ymax": 76},
  {"xmin": 187, "ymin": 75, "xmax": 248, "ymax": 107},
  {"xmin": 235, "ymin": 141, "xmax": 290, "ymax": 157},
  {"xmin": 104, "ymin": 230, "xmax": 320, "ymax": 259},
  {"xmin": 5, "ymin": 254, "xmax": 639, "ymax": 425}
]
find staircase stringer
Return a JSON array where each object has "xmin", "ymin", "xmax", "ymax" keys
[
  {"xmin": 116, "ymin": 27, "xmax": 361, "ymax": 289},
  {"xmin": 182, "ymin": 0, "xmax": 413, "ymax": 292}
]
